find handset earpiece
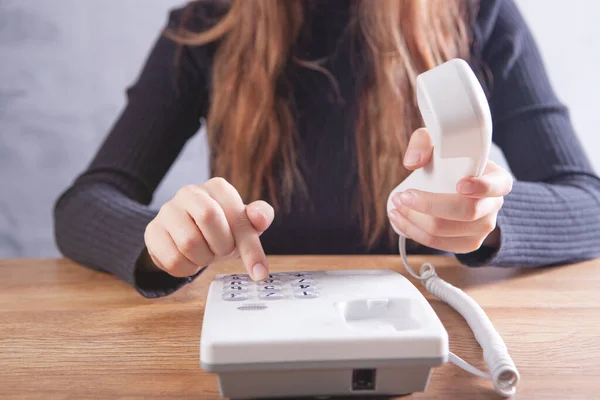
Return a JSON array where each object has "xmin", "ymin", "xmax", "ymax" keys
[{"xmin": 416, "ymin": 58, "xmax": 492, "ymax": 175}]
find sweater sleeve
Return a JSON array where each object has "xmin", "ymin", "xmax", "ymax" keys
[
  {"xmin": 53, "ymin": 8, "xmax": 211, "ymax": 297},
  {"xmin": 456, "ymin": 0, "xmax": 600, "ymax": 267}
]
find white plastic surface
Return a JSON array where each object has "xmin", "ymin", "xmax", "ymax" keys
[
  {"xmin": 386, "ymin": 58, "xmax": 492, "ymax": 235},
  {"xmin": 200, "ymin": 270, "xmax": 448, "ymax": 368}
]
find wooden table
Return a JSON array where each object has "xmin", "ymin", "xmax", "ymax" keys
[{"xmin": 0, "ymin": 256, "xmax": 599, "ymax": 399}]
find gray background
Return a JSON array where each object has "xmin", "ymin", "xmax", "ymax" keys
[{"xmin": 1, "ymin": 0, "xmax": 599, "ymax": 258}]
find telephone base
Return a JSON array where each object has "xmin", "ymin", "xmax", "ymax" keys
[{"xmin": 215, "ymin": 364, "xmax": 435, "ymax": 399}]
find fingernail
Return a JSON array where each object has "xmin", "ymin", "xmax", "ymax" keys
[
  {"xmin": 459, "ymin": 181, "xmax": 475, "ymax": 194},
  {"xmin": 252, "ymin": 263, "xmax": 267, "ymax": 280},
  {"xmin": 404, "ymin": 150, "xmax": 421, "ymax": 166},
  {"xmin": 399, "ymin": 191, "xmax": 416, "ymax": 206}
]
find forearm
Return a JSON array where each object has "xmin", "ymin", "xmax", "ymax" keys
[
  {"xmin": 458, "ymin": 174, "xmax": 600, "ymax": 267},
  {"xmin": 53, "ymin": 182, "xmax": 201, "ymax": 297}
]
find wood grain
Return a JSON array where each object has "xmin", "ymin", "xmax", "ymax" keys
[{"xmin": 1, "ymin": 255, "xmax": 599, "ymax": 399}]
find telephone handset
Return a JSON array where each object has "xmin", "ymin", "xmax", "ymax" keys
[{"xmin": 200, "ymin": 59, "xmax": 519, "ymax": 399}]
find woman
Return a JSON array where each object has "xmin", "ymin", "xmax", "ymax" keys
[{"xmin": 53, "ymin": 0, "xmax": 600, "ymax": 298}]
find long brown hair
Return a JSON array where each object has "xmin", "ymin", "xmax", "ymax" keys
[{"xmin": 166, "ymin": 0, "xmax": 476, "ymax": 247}]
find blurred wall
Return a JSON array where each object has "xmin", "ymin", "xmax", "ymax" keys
[
  {"xmin": 0, "ymin": 0, "xmax": 599, "ymax": 258},
  {"xmin": 0, "ymin": 0, "xmax": 209, "ymax": 258}
]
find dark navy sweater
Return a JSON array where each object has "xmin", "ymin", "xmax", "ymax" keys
[{"xmin": 53, "ymin": 0, "xmax": 600, "ymax": 297}]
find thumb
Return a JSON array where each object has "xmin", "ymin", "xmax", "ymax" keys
[
  {"xmin": 404, "ymin": 128, "xmax": 434, "ymax": 171},
  {"xmin": 245, "ymin": 200, "xmax": 275, "ymax": 234}
]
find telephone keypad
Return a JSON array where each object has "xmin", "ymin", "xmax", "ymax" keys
[{"xmin": 220, "ymin": 272, "xmax": 319, "ymax": 301}]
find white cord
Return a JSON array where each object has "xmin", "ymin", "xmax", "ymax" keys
[{"xmin": 398, "ymin": 236, "xmax": 520, "ymax": 397}]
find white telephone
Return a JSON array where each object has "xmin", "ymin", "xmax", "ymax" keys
[{"xmin": 200, "ymin": 59, "xmax": 519, "ymax": 399}]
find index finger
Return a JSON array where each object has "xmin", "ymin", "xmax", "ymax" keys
[
  {"xmin": 457, "ymin": 161, "xmax": 513, "ymax": 198},
  {"xmin": 202, "ymin": 179, "xmax": 268, "ymax": 281},
  {"xmin": 392, "ymin": 189, "xmax": 501, "ymax": 221}
]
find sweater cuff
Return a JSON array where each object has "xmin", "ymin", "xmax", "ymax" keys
[
  {"xmin": 133, "ymin": 247, "xmax": 205, "ymax": 298},
  {"xmin": 455, "ymin": 181, "xmax": 543, "ymax": 268}
]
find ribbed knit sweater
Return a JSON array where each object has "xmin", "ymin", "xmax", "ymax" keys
[{"xmin": 53, "ymin": 0, "xmax": 600, "ymax": 297}]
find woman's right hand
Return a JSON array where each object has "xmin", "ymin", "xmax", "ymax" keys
[{"xmin": 144, "ymin": 177, "xmax": 274, "ymax": 281}]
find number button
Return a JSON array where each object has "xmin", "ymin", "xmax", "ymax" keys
[
  {"xmin": 225, "ymin": 274, "xmax": 249, "ymax": 281},
  {"xmin": 222, "ymin": 292, "xmax": 248, "ymax": 301},
  {"xmin": 259, "ymin": 278, "xmax": 282, "ymax": 285},
  {"xmin": 257, "ymin": 285, "xmax": 283, "ymax": 292},
  {"xmin": 290, "ymin": 272, "xmax": 312, "ymax": 278},
  {"xmin": 291, "ymin": 278, "xmax": 315, "ymax": 285},
  {"xmin": 259, "ymin": 292, "xmax": 284, "ymax": 300},
  {"xmin": 294, "ymin": 291, "xmax": 319, "ymax": 299},
  {"xmin": 224, "ymin": 286, "xmax": 248, "ymax": 293},
  {"xmin": 292, "ymin": 284, "xmax": 316, "ymax": 291},
  {"xmin": 223, "ymin": 280, "xmax": 248, "ymax": 286}
]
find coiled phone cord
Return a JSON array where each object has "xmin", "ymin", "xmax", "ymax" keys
[{"xmin": 398, "ymin": 235, "xmax": 520, "ymax": 397}]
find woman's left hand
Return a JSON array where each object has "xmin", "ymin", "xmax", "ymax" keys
[{"xmin": 388, "ymin": 128, "xmax": 513, "ymax": 254}]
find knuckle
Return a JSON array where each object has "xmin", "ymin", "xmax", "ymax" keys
[
  {"xmin": 252, "ymin": 210, "xmax": 269, "ymax": 228},
  {"xmin": 176, "ymin": 184, "xmax": 199, "ymax": 199},
  {"xmin": 497, "ymin": 196, "xmax": 505, "ymax": 209},
  {"xmin": 158, "ymin": 202, "xmax": 169, "ymax": 215},
  {"xmin": 161, "ymin": 252, "xmax": 185, "ymax": 273},
  {"xmin": 177, "ymin": 231, "xmax": 203, "ymax": 255},
  {"xmin": 480, "ymin": 180, "xmax": 492, "ymax": 194},
  {"xmin": 158, "ymin": 201, "xmax": 177, "ymax": 218},
  {"xmin": 412, "ymin": 127, "xmax": 429, "ymax": 141},
  {"xmin": 241, "ymin": 245, "xmax": 259, "ymax": 260},
  {"xmin": 207, "ymin": 177, "xmax": 232, "ymax": 192},
  {"xmin": 421, "ymin": 196, "xmax": 433, "ymax": 215},
  {"xmin": 482, "ymin": 215, "xmax": 497, "ymax": 234},
  {"xmin": 217, "ymin": 242, "xmax": 236, "ymax": 257},
  {"xmin": 144, "ymin": 221, "xmax": 155, "ymax": 239},
  {"xmin": 420, "ymin": 231, "xmax": 436, "ymax": 248},
  {"xmin": 232, "ymin": 212, "xmax": 251, "ymax": 230},
  {"xmin": 464, "ymin": 199, "xmax": 481, "ymax": 221},
  {"xmin": 507, "ymin": 177, "xmax": 514, "ymax": 193},
  {"xmin": 427, "ymin": 217, "xmax": 445, "ymax": 235},
  {"xmin": 196, "ymin": 204, "xmax": 219, "ymax": 225}
]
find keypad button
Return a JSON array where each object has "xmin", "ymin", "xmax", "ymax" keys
[
  {"xmin": 289, "ymin": 272, "xmax": 312, "ymax": 278},
  {"xmin": 294, "ymin": 290, "xmax": 319, "ymax": 299},
  {"xmin": 224, "ymin": 274, "xmax": 249, "ymax": 281},
  {"xmin": 292, "ymin": 284, "xmax": 316, "ymax": 291},
  {"xmin": 222, "ymin": 292, "xmax": 248, "ymax": 301},
  {"xmin": 223, "ymin": 280, "xmax": 249, "ymax": 286},
  {"xmin": 291, "ymin": 278, "xmax": 315, "ymax": 285},
  {"xmin": 259, "ymin": 292, "xmax": 284, "ymax": 300},
  {"xmin": 257, "ymin": 285, "xmax": 283, "ymax": 292},
  {"xmin": 264, "ymin": 274, "xmax": 284, "ymax": 280},
  {"xmin": 259, "ymin": 278, "xmax": 282, "ymax": 285},
  {"xmin": 224, "ymin": 285, "xmax": 248, "ymax": 293}
]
